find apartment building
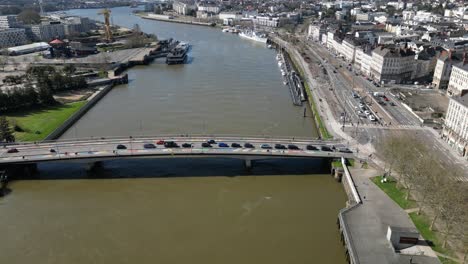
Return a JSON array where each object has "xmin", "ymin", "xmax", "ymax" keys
[
  {"xmin": 30, "ymin": 22, "xmax": 66, "ymax": 42},
  {"xmin": 0, "ymin": 15, "xmax": 21, "ymax": 29},
  {"xmin": 443, "ymin": 93, "xmax": 468, "ymax": 157},
  {"xmin": 432, "ymin": 52, "xmax": 463, "ymax": 90},
  {"xmin": 0, "ymin": 28, "xmax": 28, "ymax": 48},
  {"xmin": 370, "ymin": 46, "xmax": 415, "ymax": 84},
  {"xmin": 447, "ymin": 62, "xmax": 468, "ymax": 97}
]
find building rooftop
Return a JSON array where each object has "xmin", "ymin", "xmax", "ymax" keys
[{"xmin": 453, "ymin": 93, "xmax": 468, "ymax": 108}]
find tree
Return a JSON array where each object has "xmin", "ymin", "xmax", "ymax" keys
[
  {"xmin": 0, "ymin": 116, "xmax": 15, "ymax": 142},
  {"xmin": 17, "ymin": 9, "xmax": 41, "ymax": 25},
  {"xmin": 62, "ymin": 64, "xmax": 76, "ymax": 75}
]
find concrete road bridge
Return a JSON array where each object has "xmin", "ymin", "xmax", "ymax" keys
[{"xmin": 0, "ymin": 135, "xmax": 353, "ymax": 168}]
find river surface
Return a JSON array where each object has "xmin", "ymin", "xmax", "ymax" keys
[
  {"xmin": 60, "ymin": 6, "xmax": 318, "ymax": 139},
  {"xmin": 0, "ymin": 7, "xmax": 347, "ymax": 264}
]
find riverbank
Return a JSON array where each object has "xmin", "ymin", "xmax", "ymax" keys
[
  {"xmin": 138, "ymin": 13, "xmax": 216, "ymax": 27},
  {"xmin": 6, "ymin": 101, "xmax": 86, "ymax": 142}
]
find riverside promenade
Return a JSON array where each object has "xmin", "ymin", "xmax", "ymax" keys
[
  {"xmin": 270, "ymin": 35, "xmax": 441, "ymax": 264},
  {"xmin": 340, "ymin": 167, "xmax": 440, "ymax": 264}
]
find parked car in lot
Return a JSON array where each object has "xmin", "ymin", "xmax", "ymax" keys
[
  {"xmin": 357, "ymin": 110, "xmax": 367, "ymax": 117},
  {"xmin": 306, "ymin": 145, "xmax": 318, "ymax": 151},
  {"xmin": 359, "ymin": 103, "xmax": 366, "ymax": 109},
  {"xmin": 368, "ymin": 115, "xmax": 376, "ymax": 121},
  {"xmin": 144, "ymin": 143, "xmax": 156, "ymax": 149},
  {"xmin": 201, "ymin": 142, "xmax": 212, "ymax": 148},
  {"xmin": 274, "ymin": 144, "xmax": 286, "ymax": 149},
  {"xmin": 182, "ymin": 143, "xmax": 192, "ymax": 148},
  {"xmin": 218, "ymin": 142, "xmax": 229, "ymax": 148},
  {"xmin": 261, "ymin": 144, "xmax": 272, "ymax": 149},
  {"xmin": 231, "ymin": 143, "xmax": 241, "ymax": 148},
  {"xmin": 164, "ymin": 141, "xmax": 179, "ymax": 148},
  {"xmin": 390, "ymin": 102, "xmax": 396, "ymax": 106},
  {"xmin": 244, "ymin": 143, "xmax": 255, "ymax": 148},
  {"xmin": 364, "ymin": 110, "xmax": 371, "ymax": 116},
  {"xmin": 321, "ymin": 145, "xmax": 333, "ymax": 152},
  {"xmin": 116, "ymin": 144, "xmax": 127, "ymax": 150}
]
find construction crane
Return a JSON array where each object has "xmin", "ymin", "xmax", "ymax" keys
[{"xmin": 98, "ymin": 8, "xmax": 113, "ymax": 42}]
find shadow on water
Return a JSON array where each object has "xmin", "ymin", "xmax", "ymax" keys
[{"xmin": 27, "ymin": 157, "xmax": 330, "ymax": 180}]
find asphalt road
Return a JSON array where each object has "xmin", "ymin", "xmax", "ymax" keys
[{"xmin": 0, "ymin": 136, "xmax": 352, "ymax": 165}]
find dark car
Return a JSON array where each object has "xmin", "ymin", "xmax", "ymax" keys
[
  {"xmin": 182, "ymin": 143, "xmax": 192, "ymax": 148},
  {"xmin": 49, "ymin": 148, "xmax": 56, "ymax": 153},
  {"xmin": 144, "ymin": 143, "xmax": 156, "ymax": 149},
  {"xmin": 274, "ymin": 144, "xmax": 286, "ymax": 149},
  {"xmin": 339, "ymin": 148, "xmax": 353, "ymax": 153},
  {"xmin": 261, "ymin": 144, "xmax": 272, "ymax": 149},
  {"xmin": 164, "ymin": 141, "xmax": 179, "ymax": 148},
  {"xmin": 218, "ymin": 142, "xmax": 229, "ymax": 148},
  {"xmin": 231, "ymin": 143, "xmax": 241, "ymax": 148},
  {"xmin": 207, "ymin": 139, "xmax": 216, "ymax": 144},
  {"xmin": 201, "ymin": 142, "xmax": 212, "ymax": 148},
  {"xmin": 116, "ymin": 144, "xmax": 127, "ymax": 150},
  {"xmin": 7, "ymin": 148, "xmax": 19, "ymax": 153},
  {"xmin": 244, "ymin": 143, "xmax": 254, "ymax": 148},
  {"xmin": 288, "ymin": 144, "xmax": 300, "ymax": 150},
  {"xmin": 306, "ymin": 145, "xmax": 318, "ymax": 151},
  {"xmin": 321, "ymin": 145, "xmax": 333, "ymax": 152}
]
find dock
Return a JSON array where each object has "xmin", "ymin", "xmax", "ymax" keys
[{"xmin": 277, "ymin": 51, "xmax": 305, "ymax": 106}]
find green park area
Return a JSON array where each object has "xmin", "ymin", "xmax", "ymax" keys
[
  {"xmin": 372, "ymin": 176, "xmax": 458, "ymax": 264},
  {"xmin": 6, "ymin": 101, "xmax": 86, "ymax": 142}
]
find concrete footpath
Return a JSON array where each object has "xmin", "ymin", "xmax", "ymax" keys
[{"xmin": 343, "ymin": 168, "xmax": 440, "ymax": 264}]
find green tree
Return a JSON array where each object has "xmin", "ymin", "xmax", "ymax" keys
[
  {"xmin": 0, "ymin": 116, "xmax": 15, "ymax": 142},
  {"xmin": 62, "ymin": 64, "xmax": 76, "ymax": 75},
  {"xmin": 17, "ymin": 9, "xmax": 41, "ymax": 25}
]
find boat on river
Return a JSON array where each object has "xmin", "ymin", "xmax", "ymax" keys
[
  {"xmin": 166, "ymin": 42, "xmax": 190, "ymax": 65},
  {"xmin": 239, "ymin": 31, "xmax": 268, "ymax": 44}
]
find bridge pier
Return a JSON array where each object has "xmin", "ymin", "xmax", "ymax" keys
[
  {"xmin": 244, "ymin": 159, "xmax": 252, "ymax": 171},
  {"xmin": 86, "ymin": 161, "xmax": 103, "ymax": 173}
]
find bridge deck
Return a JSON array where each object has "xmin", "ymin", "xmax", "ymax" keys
[{"xmin": 0, "ymin": 136, "xmax": 352, "ymax": 165}]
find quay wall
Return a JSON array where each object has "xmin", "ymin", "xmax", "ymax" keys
[
  {"xmin": 140, "ymin": 15, "xmax": 215, "ymax": 27},
  {"xmin": 44, "ymin": 80, "xmax": 121, "ymax": 140},
  {"xmin": 337, "ymin": 157, "xmax": 362, "ymax": 264}
]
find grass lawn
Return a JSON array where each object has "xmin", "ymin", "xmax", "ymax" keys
[
  {"xmin": 409, "ymin": 212, "xmax": 456, "ymax": 263},
  {"xmin": 371, "ymin": 176, "xmax": 417, "ymax": 209},
  {"xmin": 6, "ymin": 101, "xmax": 86, "ymax": 142}
]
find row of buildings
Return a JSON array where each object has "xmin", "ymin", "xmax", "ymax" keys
[
  {"xmin": 0, "ymin": 14, "xmax": 93, "ymax": 49},
  {"xmin": 309, "ymin": 2, "xmax": 468, "ymax": 158},
  {"xmin": 170, "ymin": 0, "xmax": 300, "ymax": 27}
]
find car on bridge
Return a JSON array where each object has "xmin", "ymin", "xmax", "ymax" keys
[
  {"xmin": 218, "ymin": 143, "xmax": 229, "ymax": 148},
  {"xmin": 201, "ymin": 142, "xmax": 212, "ymax": 148},
  {"xmin": 116, "ymin": 144, "xmax": 127, "ymax": 150},
  {"xmin": 274, "ymin": 144, "xmax": 286, "ymax": 150},
  {"xmin": 288, "ymin": 144, "xmax": 300, "ymax": 150},
  {"xmin": 156, "ymin": 140, "xmax": 165, "ymax": 145},
  {"xmin": 182, "ymin": 143, "xmax": 192, "ymax": 148},
  {"xmin": 321, "ymin": 145, "xmax": 333, "ymax": 152},
  {"xmin": 207, "ymin": 139, "xmax": 216, "ymax": 144},
  {"xmin": 164, "ymin": 141, "xmax": 179, "ymax": 148},
  {"xmin": 306, "ymin": 145, "xmax": 318, "ymax": 151},
  {"xmin": 261, "ymin": 144, "xmax": 272, "ymax": 149},
  {"xmin": 338, "ymin": 148, "xmax": 353, "ymax": 153},
  {"xmin": 7, "ymin": 148, "xmax": 19, "ymax": 153},
  {"xmin": 144, "ymin": 143, "xmax": 156, "ymax": 149},
  {"xmin": 231, "ymin": 143, "xmax": 241, "ymax": 148},
  {"xmin": 244, "ymin": 143, "xmax": 254, "ymax": 148}
]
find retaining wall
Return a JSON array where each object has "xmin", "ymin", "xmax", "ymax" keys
[{"xmin": 44, "ymin": 84, "xmax": 115, "ymax": 140}]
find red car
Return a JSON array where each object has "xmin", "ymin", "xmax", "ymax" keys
[
  {"xmin": 7, "ymin": 148, "xmax": 18, "ymax": 153},
  {"xmin": 156, "ymin": 140, "xmax": 165, "ymax": 145},
  {"xmin": 383, "ymin": 96, "xmax": 389, "ymax": 101}
]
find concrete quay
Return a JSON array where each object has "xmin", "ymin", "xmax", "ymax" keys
[{"xmin": 139, "ymin": 14, "xmax": 215, "ymax": 27}]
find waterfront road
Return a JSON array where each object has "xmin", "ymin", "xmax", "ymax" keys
[{"xmin": 0, "ymin": 136, "xmax": 352, "ymax": 165}]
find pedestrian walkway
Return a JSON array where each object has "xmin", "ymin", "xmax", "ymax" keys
[{"xmin": 342, "ymin": 168, "xmax": 441, "ymax": 264}]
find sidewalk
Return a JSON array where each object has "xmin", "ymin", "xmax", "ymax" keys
[{"xmin": 343, "ymin": 168, "xmax": 441, "ymax": 264}]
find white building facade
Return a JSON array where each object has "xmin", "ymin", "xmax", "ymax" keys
[
  {"xmin": 443, "ymin": 94, "xmax": 468, "ymax": 158},
  {"xmin": 447, "ymin": 63, "xmax": 468, "ymax": 97}
]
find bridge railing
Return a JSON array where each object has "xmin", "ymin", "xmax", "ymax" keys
[{"xmin": 6, "ymin": 134, "xmax": 342, "ymax": 146}]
